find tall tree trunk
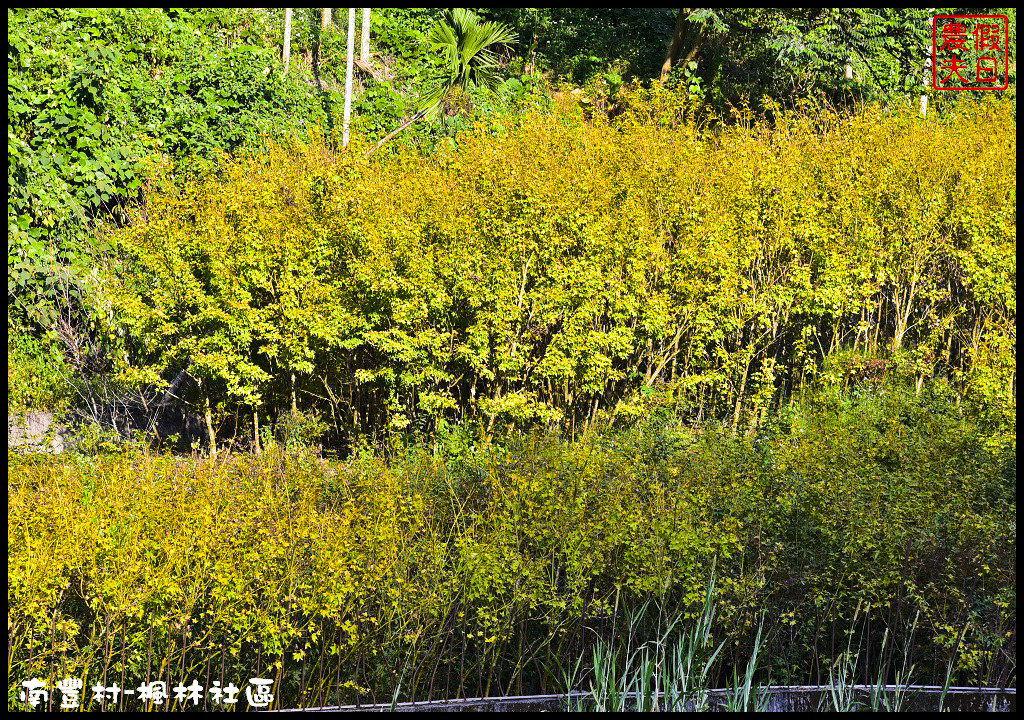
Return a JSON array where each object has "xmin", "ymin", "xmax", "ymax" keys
[
  {"xmin": 659, "ymin": 7, "xmax": 708, "ymax": 81},
  {"xmin": 360, "ymin": 8, "xmax": 371, "ymax": 63},
  {"xmin": 920, "ymin": 56, "xmax": 931, "ymax": 117},
  {"xmin": 283, "ymin": 8, "xmax": 293, "ymax": 73},
  {"xmin": 921, "ymin": 8, "xmax": 934, "ymax": 116},
  {"xmin": 343, "ymin": 7, "xmax": 356, "ymax": 147},
  {"xmin": 322, "ymin": 7, "xmax": 331, "ymax": 29},
  {"xmin": 661, "ymin": 8, "xmax": 692, "ymax": 82}
]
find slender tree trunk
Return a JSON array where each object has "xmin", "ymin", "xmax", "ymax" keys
[
  {"xmin": 253, "ymin": 408, "xmax": 261, "ymax": 455},
  {"xmin": 732, "ymin": 355, "xmax": 751, "ymax": 432},
  {"xmin": 872, "ymin": 296, "xmax": 884, "ymax": 349},
  {"xmin": 360, "ymin": 8, "xmax": 371, "ymax": 63},
  {"xmin": 343, "ymin": 7, "xmax": 356, "ymax": 147},
  {"xmin": 365, "ymin": 110, "xmax": 425, "ymax": 156},
  {"xmin": 945, "ymin": 325, "xmax": 954, "ymax": 368},
  {"xmin": 204, "ymin": 393, "xmax": 216, "ymax": 458},
  {"xmin": 893, "ymin": 273, "xmax": 919, "ymax": 352},
  {"xmin": 283, "ymin": 8, "xmax": 293, "ymax": 73},
  {"xmin": 322, "ymin": 7, "xmax": 332, "ymax": 29}
]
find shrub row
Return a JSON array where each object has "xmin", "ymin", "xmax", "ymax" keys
[
  {"xmin": 8, "ymin": 383, "xmax": 1015, "ymax": 706},
  {"xmin": 103, "ymin": 96, "xmax": 1016, "ymax": 450}
]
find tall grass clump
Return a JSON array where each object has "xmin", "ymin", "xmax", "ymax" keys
[
  {"xmin": 562, "ymin": 591, "xmax": 979, "ymax": 712},
  {"xmin": 565, "ymin": 575, "xmax": 723, "ymax": 711}
]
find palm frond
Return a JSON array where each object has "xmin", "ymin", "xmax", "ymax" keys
[{"xmin": 419, "ymin": 8, "xmax": 518, "ymax": 117}]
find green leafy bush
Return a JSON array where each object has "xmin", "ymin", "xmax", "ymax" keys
[
  {"xmin": 7, "ymin": 332, "xmax": 72, "ymax": 416},
  {"xmin": 7, "ymin": 8, "xmax": 341, "ymax": 332}
]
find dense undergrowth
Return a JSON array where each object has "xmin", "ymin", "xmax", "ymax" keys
[
  {"xmin": 7, "ymin": 9, "xmax": 1016, "ymax": 711},
  {"xmin": 8, "ymin": 381, "xmax": 1015, "ymax": 708}
]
